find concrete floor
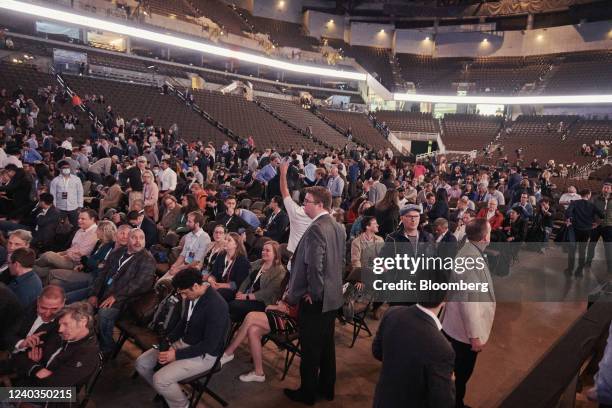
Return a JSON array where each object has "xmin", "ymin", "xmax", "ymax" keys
[{"xmin": 91, "ymin": 246, "xmax": 608, "ymax": 408}]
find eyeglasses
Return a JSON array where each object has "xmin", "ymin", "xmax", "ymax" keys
[{"xmin": 303, "ymin": 198, "xmax": 319, "ymax": 205}]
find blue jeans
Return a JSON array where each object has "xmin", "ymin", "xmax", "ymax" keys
[{"xmin": 97, "ymin": 306, "xmax": 121, "ymax": 353}]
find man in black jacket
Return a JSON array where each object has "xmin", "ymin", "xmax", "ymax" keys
[
  {"xmin": 127, "ymin": 210, "xmax": 158, "ymax": 249},
  {"xmin": 11, "ymin": 301, "xmax": 99, "ymax": 388},
  {"xmin": 4, "ymin": 285, "xmax": 64, "ymax": 356},
  {"xmin": 88, "ymin": 228, "xmax": 156, "ymax": 354},
  {"xmin": 135, "ymin": 268, "xmax": 230, "ymax": 408},
  {"xmin": 0, "ymin": 164, "xmax": 33, "ymax": 221},
  {"xmin": 258, "ymin": 196, "xmax": 289, "ymax": 242},
  {"xmin": 565, "ymin": 189, "xmax": 605, "ymax": 277},
  {"xmin": 0, "ymin": 282, "xmax": 23, "ymax": 351},
  {"xmin": 121, "ymin": 156, "xmax": 146, "ymax": 208},
  {"xmin": 372, "ymin": 297, "xmax": 455, "ymax": 408},
  {"xmin": 215, "ymin": 195, "xmax": 252, "ymax": 233},
  {"xmin": 31, "ymin": 193, "xmax": 61, "ymax": 250},
  {"xmin": 377, "ymin": 204, "xmax": 435, "ymax": 305}
]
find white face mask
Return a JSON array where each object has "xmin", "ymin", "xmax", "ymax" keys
[{"xmin": 61, "ymin": 168, "xmax": 71, "ymax": 175}]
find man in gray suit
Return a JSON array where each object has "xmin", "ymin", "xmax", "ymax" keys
[
  {"xmin": 442, "ymin": 218, "xmax": 496, "ymax": 408},
  {"xmin": 285, "ymin": 186, "xmax": 346, "ymax": 405}
]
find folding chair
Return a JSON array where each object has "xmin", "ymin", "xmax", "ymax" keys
[
  {"xmin": 178, "ymin": 325, "xmax": 232, "ymax": 408},
  {"xmin": 79, "ymin": 352, "xmax": 105, "ymax": 408},
  {"xmin": 262, "ymin": 331, "xmax": 301, "ymax": 380}
]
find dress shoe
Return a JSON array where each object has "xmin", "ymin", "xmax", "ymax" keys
[{"xmin": 284, "ymin": 388, "xmax": 315, "ymax": 406}]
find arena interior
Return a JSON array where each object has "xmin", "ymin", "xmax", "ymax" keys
[{"xmin": 0, "ymin": 0, "xmax": 611, "ymax": 407}]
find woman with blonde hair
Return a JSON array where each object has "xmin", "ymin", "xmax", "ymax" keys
[
  {"xmin": 142, "ymin": 169, "xmax": 159, "ymax": 221},
  {"xmin": 228, "ymin": 240, "xmax": 286, "ymax": 322}
]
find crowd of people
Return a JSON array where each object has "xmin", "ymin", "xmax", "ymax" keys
[{"xmin": 0, "ymin": 80, "xmax": 611, "ymax": 408}]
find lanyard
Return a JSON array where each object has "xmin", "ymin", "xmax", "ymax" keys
[
  {"xmin": 187, "ymin": 299, "xmax": 197, "ymax": 322},
  {"xmin": 267, "ymin": 212, "xmax": 277, "ymax": 226},
  {"xmin": 225, "ymin": 216, "xmax": 233, "ymax": 228},
  {"xmin": 222, "ymin": 258, "xmax": 234, "ymax": 280},
  {"xmin": 248, "ymin": 267, "xmax": 264, "ymax": 293},
  {"xmin": 116, "ymin": 253, "xmax": 135, "ymax": 274}
]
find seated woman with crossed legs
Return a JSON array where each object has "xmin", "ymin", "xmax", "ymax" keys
[{"xmin": 220, "ymin": 272, "xmax": 296, "ymax": 383}]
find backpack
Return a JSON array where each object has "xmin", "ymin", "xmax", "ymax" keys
[{"xmin": 148, "ymin": 292, "xmax": 183, "ymax": 335}]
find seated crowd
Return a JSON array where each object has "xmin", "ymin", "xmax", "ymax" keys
[{"xmin": 0, "ymin": 82, "xmax": 611, "ymax": 408}]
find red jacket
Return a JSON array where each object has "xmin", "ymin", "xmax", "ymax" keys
[{"xmin": 477, "ymin": 208, "xmax": 504, "ymax": 230}]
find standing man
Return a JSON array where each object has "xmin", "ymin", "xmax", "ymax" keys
[
  {"xmin": 123, "ymin": 156, "xmax": 146, "ymax": 209},
  {"xmin": 284, "ymin": 186, "xmax": 346, "ymax": 405},
  {"xmin": 586, "ymin": 180, "xmax": 611, "ymax": 270},
  {"xmin": 372, "ymin": 297, "xmax": 455, "ymax": 407},
  {"xmin": 326, "ymin": 165, "xmax": 345, "ymax": 209},
  {"xmin": 442, "ymin": 218, "xmax": 496, "ymax": 408},
  {"xmin": 158, "ymin": 159, "xmax": 177, "ymax": 197},
  {"xmin": 49, "ymin": 160, "xmax": 83, "ymax": 227},
  {"xmin": 565, "ymin": 189, "xmax": 604, "ymax": 277},
  {"xmin": 279, "ymin": 161, "xmax": 312, "ymax": 257}
]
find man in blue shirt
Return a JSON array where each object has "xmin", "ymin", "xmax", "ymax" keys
[
  {"xmin": 8, "ymin": 247, "xmax": 42, "ymax": 307},
  {"xmin": 326, "ymin": 165, "xmax": 345, "ymax": 209},
  {"xmin": 255, "ymin": 153, "xmax": 280, "ymax": 184}
]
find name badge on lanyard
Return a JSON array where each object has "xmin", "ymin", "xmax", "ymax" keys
[{"xmin": 108, "ymin": 254, "xmax": 134, "ymax": 286}]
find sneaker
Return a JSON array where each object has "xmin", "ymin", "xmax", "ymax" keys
[
  {"xmin": 239, "ymin": 370, "xmax": 266, "ymax": 383},
  {"xmin": 220, "ymin": 353, "xmax": 234, "ymax": 367}
]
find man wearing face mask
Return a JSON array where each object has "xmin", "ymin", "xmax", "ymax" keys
[{"xmin": 49, "ymin": 160, "xmax": 83, "ymax": 227}]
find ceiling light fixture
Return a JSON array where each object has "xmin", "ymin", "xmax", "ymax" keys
[{"xmin": 0, "ymin": 0, "xmax": 366, "ymax": 81}]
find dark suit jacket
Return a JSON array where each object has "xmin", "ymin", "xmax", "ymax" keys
[
  {"xmin": 4, "ymin": 302, "xmax": 60, "ymax": 352},
  {"xmin": 89, "ymin": 247, "xmax": 156, "ymax": 309},
  {"xmin": 122, "ymin": 166, "xmax": 143, "ymax": 192},
  {"xmin": 31, "ymin": 206, "xmax": 61, "ymax": 248},
  {"xmin": 139, "ymin": 216, "xmax": 158, "ymax": 249},
  {"xmin": 263, "ymin": 210, "xmax": 289, "ymax": 242},
  {"xmin": 372, "ymin": 306, "xmax": 455, "ymax": 408},
  {"xmin": 566, "ymin": 199, "xmax": 604, "ymax": 231},
  {"xmin": 0, "ymin": 168, "xmax": 33, "ymax": 219},
  {"xmin": 437, "ymin": 231, "xmax": 458, "ymax": 259},
  {"xmin": 0, "ymin": 282, "xmax": 23, "ymax": 350},
  {"xmin": 287, "ymin": 214, "xmax": 346, "ymax": 313},
  {"xmin": 13, "ymin": 333, "xmax": 99, "ymax": 388}
]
